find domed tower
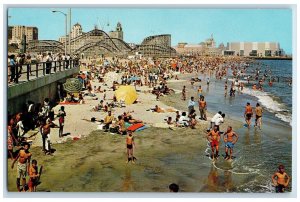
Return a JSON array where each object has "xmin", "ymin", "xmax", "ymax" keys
[
  {"xmin": 116, "ymin": 22, "xmax": 122, "ymax": 32},
  {"xmin": 71, "ymin": 23, "xmax": 83, "ymax": 39},
  {"xmin": 109, "ymin": 22, "xmax": 123, "ymax": 40}
]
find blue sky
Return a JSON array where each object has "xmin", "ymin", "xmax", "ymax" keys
[{"xmin": 8, "ymin": 8, "xmax": 292, "ymax": 53}]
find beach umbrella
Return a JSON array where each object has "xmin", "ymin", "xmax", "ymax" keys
[
  {"xmin": 114, "ymin": 85, "xmax": 138, "ymax": 105},
  {"xmin": 63, "ymin": 78, "xmax": 82, "ymax": 93}
]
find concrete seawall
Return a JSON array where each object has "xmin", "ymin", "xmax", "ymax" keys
[{"xmin": 8, "ymin": 66, "xmax": 80, "ymax": 115}]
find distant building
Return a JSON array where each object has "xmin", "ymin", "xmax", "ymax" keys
[
  {"xmin": 59, "ymin": 23, "xmax": 83, "ymax": 43},
  {"xmin": 174, "ymin": 34, "xmax": 224, "ymax": 56},
  {"xmin": 71, "ymin": 23, "xmax": 83, "ymax": 39},
  {"xmin": 9, "ymin": 25, "xmax": 38, "ymax": 44},
  {"xmin": 108, "ymin": 22, "xmax": 123, "ymax": 40},
  {"xmin": 58, "ymin": 35, "xmax": 68, "ymax": 44},
  {"xmin": 225, "ymin": 42, "xmax": 284, "ymax": 56}
]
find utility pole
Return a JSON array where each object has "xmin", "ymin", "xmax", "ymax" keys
[{"xmin": 69, "ymin": 8, "xmax": 71, "ymax": 56}]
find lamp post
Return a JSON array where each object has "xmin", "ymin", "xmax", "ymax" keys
[{"xmin": 52, "ymin": 10, "xmax": 67, "ymax": 56}]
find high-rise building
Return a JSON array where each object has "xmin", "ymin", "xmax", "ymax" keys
[
  {"xmin": 71, "ymin": 23, "xmax": 83, "ymax": 39},
  {"xmin": 9, "ymin": 25, "xmax": 38, "ymax": 44},
  {"xmin": 109, "ymin": 22, "xmax": 123, "ymax": 40}
]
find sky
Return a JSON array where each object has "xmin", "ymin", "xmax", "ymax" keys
[{"xmin": 7, "ymin": 7, "xmax": 293, "ymax": 53}]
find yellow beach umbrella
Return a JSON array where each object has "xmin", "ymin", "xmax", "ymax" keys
[{"xmin": 115, "ymin": 85, "xmax": 138, "ymax": 105}]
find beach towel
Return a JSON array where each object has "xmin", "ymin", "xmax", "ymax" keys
[
  {"xmin": 127, "ymin": 123, "xmax": 144, "ymax": 132},
  {"xmin": 125, "ymin": 122, "xmax": 132, "ymax": 129},
  {"xmin": 135, "ymin": 125, "xmax": 147, "ymax": 132}
]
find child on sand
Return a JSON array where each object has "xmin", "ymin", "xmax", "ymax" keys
[
  {"xmin": 181, "ymin": 86, "xmax": 186, "ymax": 101},
  {"xmin": 28, "ymin": 159, "xmax": 39, "ymax": 192},
  {"xmin": 57, "ymin": 106, "xmax": 66, "ymax": 138},
  {"xmin": 272, "ymin": 165, "xmax": 290, "ymax": 193}
]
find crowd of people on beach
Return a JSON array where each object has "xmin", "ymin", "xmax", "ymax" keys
[
  {"xmin": 7, "ymin": 54, "xmax": 291, "ymax": 192},
  {"xmin": 7, "ymin": 96, "xmax": 66, "ymax": 191}
]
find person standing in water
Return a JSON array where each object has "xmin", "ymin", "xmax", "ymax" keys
[
  {"xmin": 223, "ymin": 126, "xmax": 239, "ymax": 160},
  {"xmin": 255, "ymin": 103, "xmax": 263, "ymax": 129},
  {"xmin": 272, "ymin": 165, "xmax": 290, "ymax": 193},
  {"xmin": 197, "ymin": 85, "xmax": 203, "ymax": 98},
  {"xmin": 224, "ymin": 82, "xmax": 228, "ymax": 97},
  {"xmin": 244, "ymin": 102, "xmax": 253, "ymax": 128},
  {"xmin": 126, "ymin": 130, "xmax": 136, "ymax": 164}
]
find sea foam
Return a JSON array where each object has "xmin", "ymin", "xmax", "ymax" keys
[{"xmin": 241, "ymin": 85, "xmax": 292, "ymax": 126}]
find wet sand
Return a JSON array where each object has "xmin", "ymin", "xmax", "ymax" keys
[{"xmin": 8, "ymin": 127, "xmax": 217, "ymax": 192}]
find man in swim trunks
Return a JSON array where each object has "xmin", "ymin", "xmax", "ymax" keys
[
  {"xmin": 126, "ymin": 130, "xmax": 136, "ymax": 164},
  {"xmin": 198, "ymin": 96, "xmax": 207, "ymax": 120},
  {"xmin": 255, "ymin": 103, "xmax": 263, "ymax": 129},
  {"xmin": 207, "ymin": 125, "xmax": 221, "ymax": 160},
  {"xmin": 244, "ymin": 102, "xmax": 253, "ymax": 128},
  {"xmin": 272, "ymin": 165, "xmax": 290, "ymax": 193},
  {"xmin": 223, "ymin": 126, "xmax": 239, "ymax": 160},
  {"xmin": 11, "ymin": 142, "xmax": 32, "ymax": 192}
]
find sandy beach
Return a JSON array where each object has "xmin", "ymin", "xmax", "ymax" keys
[{"xmin": 7, "ymin": 72, "xmax": 243, "ymax": 192}]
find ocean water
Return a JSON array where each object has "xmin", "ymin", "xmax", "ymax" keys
[
  {"xmin": 166, "ymin": 60, "xmax": 292, "ymax": 193},
  {"xmin": 238, "ymin": 60, "xmax": 292, "ymax": 126}
]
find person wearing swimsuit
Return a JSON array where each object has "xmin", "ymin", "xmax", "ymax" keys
[
  {"xmin": 272, "ymin": 165, "xmax": 290, "ymax": 193},
  {"xmin": 244, "ymin": 102, "xmax": 253, "ymax": 128},
  {"xmin": 255, "ymin": 103, "xmax": 263, "ymax": 129},
  {"xmin": 223, "ymin": 126, "xmax": 239, "ymax": 160},
  {"xmin": 207, "ymin": 125, "xmax": 220, "ymax": 160},
  {"xmin": 126, "ymin": 130, "xmax": 136, "ymax": 164}
]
